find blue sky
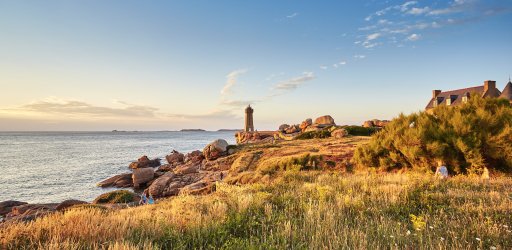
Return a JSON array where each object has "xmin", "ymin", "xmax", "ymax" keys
[{"xmin": 0, "ymin": 0, "xmax": 511, "ymax": 130}]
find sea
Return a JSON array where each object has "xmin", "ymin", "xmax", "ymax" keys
[{"xmin": 0, "ymin": 131, "xmax": 237, "ymax": 204}]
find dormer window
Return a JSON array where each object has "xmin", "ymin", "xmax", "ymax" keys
[
  {"xmin": 462, "ymin": 92, "xmax": 470, "ymax": 103},
  {"xmin": 433, "ymin": 97, "xmax": 443, "ymax": 107}
]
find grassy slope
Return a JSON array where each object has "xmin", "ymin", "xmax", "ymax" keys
[{"xmin": 1, "ymin": 137, "xmax": 511, "ymax": 249}]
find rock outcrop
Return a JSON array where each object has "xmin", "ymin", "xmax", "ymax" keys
[
  {"xmin": 203, "ymin": 139, "xmax": 229, "ymax": 161},
  {"xmin": 314, "ymin": 115, "xmax": 335, "ymax": 127},
  {"xmin": 362, "ymin": 119, "xmax": 389, "ymax": 128},
  {"xmin": 173, "ymin": 162, "xmax": 199, "ymax": 175},
  {"xmin": 185, "ymin": 150, "xmax": 204, "ymax": 164},
  {"xmin": 129, "ymin": 155, "xmax": 161, "ymax": 169},
  {"xmin": 166, "ymin": 150, "xmax": 184, "ymax": 166},
  {"xmin": 97, "ymin": 173, "xmax": 133, "ymax": 188},
  {"xmin": 331, "ymin": 128, "xmax": 348, "ymax": 139},
  {"xmin": 0, "ymin": 200, "xmax": 27, "ymax": 216},
  {"xmin": 300, "ymin": 118, "xmax": 313, "ymax": 132},
  {"xmin": 132, "ymin": 168, "xmax": 155, "ymax": 188},
  {"xmin": 55, "ymin": 200, "xmax": 88, "ymax": 211}
]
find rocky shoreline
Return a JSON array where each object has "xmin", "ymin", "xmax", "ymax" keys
[
  {"xmin": 0, "ymin": 115, "xmax": 384, "ymax": 225},
  {"xmin": 0, "ymin": 138, "xmax": 236, "ymax": 224}
]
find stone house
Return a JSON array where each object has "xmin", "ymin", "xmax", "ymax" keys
[{"xmin": 425, "ymin": 79, "xmax": 512, "ymax": 112}]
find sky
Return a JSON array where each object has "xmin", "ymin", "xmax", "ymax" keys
[{"xmin": 0, "ymin": 0, "xmax": 511, "ymax": 131}]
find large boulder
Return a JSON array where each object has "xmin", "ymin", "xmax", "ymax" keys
[
  {"xmin": 331, "ymin": 128, "xmax": 348, "ymax": 139},
  {"xmin": 97, "ymin": 173, "xmax": 133, "ymax": 188},
  {"xmin": 0, "ymin": 200, "xmax": 27, "ymax": 216},
  {"xmin": 304, "ymin": 125, "xmax": 322, "ymax": 132},
  {"xmin": 174, "ymin": 162, "xmax": 199, "ymax": 175},
  {"xmin": 157, "ymin": 164, "xmax": 175, "ymax": 172},
  {"xmin": 129, "ymin": 155, "xmax": 161, "ymax": 169},
  {"xmin": 285, "ymin": 125, "xmax": 300, "ymax": 134},
  {"xmin": 300, "ymin": 118, "xmax": 313, "ymax": 131},
  {"xmin": 93, "ymin": 190, "xmax": 139, "ymax": 204},
  {"xmin": 147, "ymin": 172, "xmax": 184, "ymax": 198},
  {"xmin": 203, "ymin": 139, "xmax": 229, "ymax": 161},
  {"xmin": 6, "ymin": 204, "xmax": 57, "ymax": 222},
  {"xmin": 179, "ymin": 181, "xmax": 215, "ymax": 195},
  {"xmin": 9, "ymin": 203, "xmax": 57, "ymax": 217},
  {"xmin": 132, "ymin": 168, "xmax": 155, "ymax": 188},
  {"xmin": 278, "ymin": 124, "xmax": 290, "ymax": 132},
  {"xmin": 362, "ymin": 120, "xmax": 374, "ymax": 128},
  {"xmin": 185, "ymin": 150, "xmax": 205, "ymax": 164},
  {"xmin": 166, "ymin": 150, "xmax": 184, "ymax": 165},
  {"xmin": 56, "ymin": 200, "xmax": 88, "ymax": 211},
  {"xmin": 314, "ymin": 115, "xmax": 335, "ymax": 127}
]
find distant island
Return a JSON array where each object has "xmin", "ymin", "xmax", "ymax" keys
[
  {"xmin": 217, "ymin": 129, "xmax": 242, "ymax": 132},
  {"xmin": 180, "ymin": 129, "xmax": 206, "ymax": 132}
]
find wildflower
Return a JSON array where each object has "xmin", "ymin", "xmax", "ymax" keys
[
  {"xmin": 490, "ymin": 246, "xmax": 497, "ymax": 250},
  {"xmin": 429, "ymin": 226, "xmax": 434, "ymax": 229},
  {"xmin": 390, "ymin": 235, "xmax": 394, "ymax": 238},
  {"xmin": 406, "ymin": 230, "xmax": 411, "ymax": 235},
  {"xmin": 440, "ymin": 237, "xmax": 445, "ymax": 241},
  {"xmin": 476, "ymin": 238, "xmax": 481, "ymax": 241}
]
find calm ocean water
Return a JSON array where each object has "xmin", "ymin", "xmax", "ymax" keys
[{"xmin": 0, "ymin": 131, "xmax": 237, "ymax": 203}]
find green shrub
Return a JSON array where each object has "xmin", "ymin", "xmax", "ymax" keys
[
  {"xmin": 343, "ymin": 126, "xmax": 379, "ymax": 136},
  {"xmin": 296, "ymin": 130, "xmax": 331, "ymax": 140},
  {"xmin": 353, "ymin": 96, "xmax": 512, "ymax": 174},
  {"xmin": 93, "ymin": 190, "xmax": 138, "ymax": 204}
]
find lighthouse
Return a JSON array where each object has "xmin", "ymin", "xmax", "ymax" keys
[{"xmin": 244, "ymin": 105, "xmax": 254, "ymax": 132}]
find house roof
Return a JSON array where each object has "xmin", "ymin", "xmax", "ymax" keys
[
  {"xmin": 499, "ymin": 81, "xmax": 512, "ymax": 101},
  {"xmin": 425, "ymin": 86, "xmax": 484, "ymax": 109}
]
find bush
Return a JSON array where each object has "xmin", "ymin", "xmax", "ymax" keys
[
  {"xmin": 296, "ymin": 130, "xmax": 331, "ymax": 140},
  {"xmin": 343, "ymin": 126, "xmax": 379, "ymax": 136},
  {"xmin": 353, "ymin": 96, "xmax": 512, "ymax": 174},
  {"xmin": 93, "ymin": 190, "xmax": 138, "ymax": 204}
]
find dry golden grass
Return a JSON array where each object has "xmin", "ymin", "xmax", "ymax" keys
[{"xmin": 1, "ymin": 137, "xmax": 511, "ymax": 249}]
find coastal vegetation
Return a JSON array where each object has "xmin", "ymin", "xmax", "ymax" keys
[
  {"xmin": 1, "ymin": 171, "xmax": 510, "ymax": 249},
  {"xmin": 2, "ymin": 98, "xmax": 512, "ymax": 249},
  {"xmin": 2, "ymin": 134, "xmax": 512, "ymax": 249},
  {"xmin": 354, "ymin": 95, "xmax": 512, "ymax": 174}
]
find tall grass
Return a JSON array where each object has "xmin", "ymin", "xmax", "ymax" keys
[{"xmin": 2, "ymin": 172, "xmax": 511, "ymax": 249}]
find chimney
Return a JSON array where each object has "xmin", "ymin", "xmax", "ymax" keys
[
  {"xmin": 433, "ymin": 90, "xmax": 441, "ymax": 99},
  {"xmin": 484, "ymin": 80, "xmax": 496, "ymax": 92}
]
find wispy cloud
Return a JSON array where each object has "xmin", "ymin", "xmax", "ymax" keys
[
  {"xmin": 354, "ymin": 55, "xmax": 366, "ymax": 59},
  {"xmin": 407, "ymin": 7, "xmax": 431, "ymax": 15},
  {"xmin": 221, "ymin": 69, "xmax": 247, "ymax": 96},
  {"xmin": 273, "ymin": 72, "xmax": 315, "ymax": 90},
  {"xmin": 0, "ymin": 97, "xmax": 240, "ymax": 122},
  {"xmin": 407, "ymin": 33, "xmax": 421, "ymax": 41},
  {"xmin": 286, "ymin": 12, "xmax": 299, "ymax": 18},
  {"xmin": 3, "ymin": 98, "xmax": 158, "ymax": 118},
  {"xmin": 358, "ymin": 0, "xmax": 511, "ymax": 49}
]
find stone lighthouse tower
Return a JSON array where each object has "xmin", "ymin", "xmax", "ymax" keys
[{"xmin": 244, "ymin": 105, "xmax": 254, "ymax": 132}]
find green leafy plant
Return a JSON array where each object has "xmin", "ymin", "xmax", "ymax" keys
[{"xmin": 353, "ymin": 95, "xmax": 512, "ymax": 173}]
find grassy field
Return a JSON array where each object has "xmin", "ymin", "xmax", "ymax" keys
[
  {"xmin": 2, "ymin": 172, "xmax": 511, "ymax": 249},
  {"xmin": 1, "ymin": 137, "xmax": 511, "ymax": 249}
]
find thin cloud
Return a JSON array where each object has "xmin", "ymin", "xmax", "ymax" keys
[
  {"xmin": 359, "ymin": 0, "xmax": 511, "ymax": 49},
  {"xmin": 12, "ymin": 99, "xmax": 158, "ymax": 118},
  {"xmin": 407, "ymin": 33, "xmax": 421, "ymax": 41},
  {"xmin": 273, "ymin": 72, "xmax": 315, "ymax": 90},
  {"xmin": 221, "ymin": 69, "xmax": 247, "ymax": 96},
  {"xmin": 407, "ymin": 7, "xmax": 431, "ymax": 15},
  {"xmin": 354, "ymin": 55, "xmax": 366, "ymax": 59},
  {"xmin": 286, "ymin": 12, "xmax": 299, "ymax": 18}
]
